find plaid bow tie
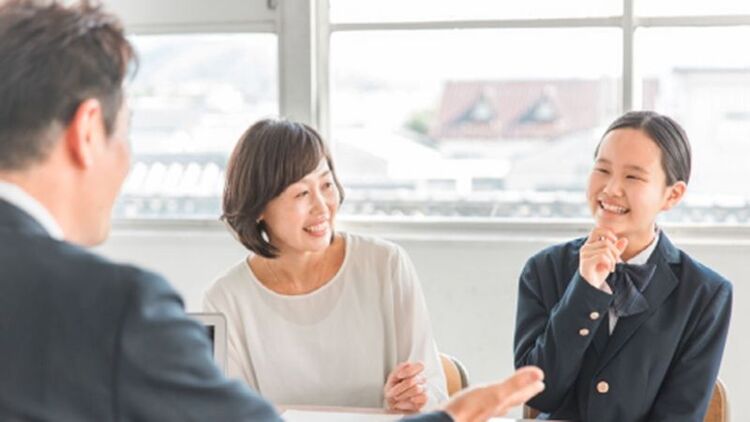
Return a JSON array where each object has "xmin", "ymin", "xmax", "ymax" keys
[{"xmin": 605, "ymin": 262, "xmax": 657, "ymax": 317}]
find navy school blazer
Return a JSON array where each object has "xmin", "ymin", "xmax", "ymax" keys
[{"xmin": 514, "ymin": 234, "xmax": 732, "ymax": 422}]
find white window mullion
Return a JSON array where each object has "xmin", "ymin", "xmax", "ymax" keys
[
  {"xmin": 278, "ymin": 0, "xmax": 317, "ymax": 125},
  {"xmin": 622, "ymin": 0, "xmax": 635, "ymax": 112},
  {"xmin": 316, "ymin": 0, "xmax": 331, "ymax": 140}
]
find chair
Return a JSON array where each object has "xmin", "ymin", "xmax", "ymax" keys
[
  {"xmin": 705, "ymin": 378, "xmax": 729, "ymax": 422},
  {"xmin": 522, "ymin": 378, "xmax": 729, "ymax": 421},
  {"xmin": 440, "ymin": 353, "xmax": 469, "ymax": 396},
  {"xmin": 523, "ymin": 404, "xmax": 539, "ymax": 419}
]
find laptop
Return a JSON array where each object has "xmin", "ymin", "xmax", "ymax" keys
[{"xmin": 188, "ymin": 312, "xmax": 228, "ymax": 375}]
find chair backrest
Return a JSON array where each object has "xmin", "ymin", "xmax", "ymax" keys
[
  {"xmin": 704, "ymin": 378, "xmax": 729, "ymax": 422},
  {"xmin": 523, "ymin": 404, "xmax": 539, "ymax": 419},
  {"xmin": 522, "ymin": 378, "xmax": 729, "ymax": 422},
  {"xmin": 440, "ymin": 353, "xmax": 469, "ymax": 396}
]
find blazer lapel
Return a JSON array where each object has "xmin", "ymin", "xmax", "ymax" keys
[{"xmin": 593, "ymin": 233, "xmax": 681, "ymax": 374}]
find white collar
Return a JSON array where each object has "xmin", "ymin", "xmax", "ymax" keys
[
  {"xmin": 0, "ymin": 180, "xmax": 64, "ymax": 240},
  {"xmin": 626, "ymin": 230, "xmax": 660, "ymax": 265}
]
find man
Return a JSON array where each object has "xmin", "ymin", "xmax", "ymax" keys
[{"xmin": 0, "ymin": 1, "xmax": 544, "ymax": 421}]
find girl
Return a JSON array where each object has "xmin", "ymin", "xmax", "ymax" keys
[{"xmin": 514, "ymin": 111, "xmax": 732, "ymax": 421}]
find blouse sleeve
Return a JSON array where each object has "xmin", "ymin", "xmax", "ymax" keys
[
  {"xmin": 390, "ymin": 245, "xmax": 449, "ymax": 408},
  {"xmin": 203, "ymin": 285, "xmax": 261, "ymax": 392}
]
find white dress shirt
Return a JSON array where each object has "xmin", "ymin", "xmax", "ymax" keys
[{"xmin": 0, "ymin": 180, "xmax": 64, "ymax": 240}]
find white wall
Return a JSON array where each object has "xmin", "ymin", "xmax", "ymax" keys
[{"xmin": 97, "ymin": 220, "xmax": 748, "ymax": 419}]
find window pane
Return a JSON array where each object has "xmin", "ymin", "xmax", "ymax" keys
[
  {"xmin": 330, "ymin": 29, "xmax": 622, "ymax": 219},
  {"xmin": 636, "ymin": 0, "xmax": 750, "ymax": 16},
  {"xmin": 636, "ymin": 27, "xmax": 750, "ymax": 223},
  {"xmin": 118, "ymin": 33, "xmax": 278, "ymax": 219},
  {"xmin": 330, "ymin": 0, "xmax": 621, "ymax": 23}
]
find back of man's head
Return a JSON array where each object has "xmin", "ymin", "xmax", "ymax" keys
[{"xmin": 0, "ymin": 0, "xmax": 136, "ymax": 171}]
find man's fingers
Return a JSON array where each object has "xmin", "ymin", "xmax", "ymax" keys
[
  {"xmin": 496, "ymin": 379, "xmax": 546, "ymax": 413},
  {"xmin": 442, "ymin": 367, "xmax": 545, "ymax": 422},
  {"xmin": 503, "ymin": 366, "xmax": 544, "ymax": 390},
  {"xmin": 488, "ymin": 367, "xmax": 543, "ymax": 399},
  {"xmin": 489, "ymin": 367, "xmax": 546, "ymax": 416}
]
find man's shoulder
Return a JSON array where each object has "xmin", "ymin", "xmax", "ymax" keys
[{"xmin": 4, "ymin": 232, "xmax": 174, "ymax": 301}]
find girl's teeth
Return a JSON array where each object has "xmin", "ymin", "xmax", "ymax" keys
[{"xmin": 601, "ymin": 202, "xmax": 627, "ymax": 214}]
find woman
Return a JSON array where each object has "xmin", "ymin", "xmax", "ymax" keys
[
  {"xmin": 514, "ymin": 111, "xmax": 732, "ymax": 421},
  {"xmin": 204, "ymin": 118, "xmax": 447, "ymax": 411}
]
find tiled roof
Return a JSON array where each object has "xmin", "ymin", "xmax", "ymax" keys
[{"xmin": 430, "ymin": 79, "xmax": 658, "ymax": 141}]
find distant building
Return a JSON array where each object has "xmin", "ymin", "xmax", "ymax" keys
[
  {"xmin": 427, "ymin": 78, "xmax": 658, "ymax": 191},
  {"xmin": 117, "ymin": 74, "xmax": 750, "ymax": 222}
]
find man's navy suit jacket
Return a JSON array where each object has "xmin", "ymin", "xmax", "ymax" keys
[
  {"xmin": 514, "ymin": 234, "xmax": 732, "ymax": 421},
  {"xmin": 0, "ymin": 200, "xmax": 450, "ymax": 421}
]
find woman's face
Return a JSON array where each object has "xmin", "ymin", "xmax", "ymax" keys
[
  {"xmin": 586, "ymin": 128, "xmax": 684, "ymax": 241},
  {"xmin": 260, "ymin": 159, "xmax": 340, "ymax": 256}
]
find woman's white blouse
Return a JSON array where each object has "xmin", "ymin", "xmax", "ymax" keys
[{"xmin": 203, "ymin": 232, "xmax": 448, "ymax": 408}]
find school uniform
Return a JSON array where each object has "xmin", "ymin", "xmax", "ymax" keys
[{"xmin": 514, "ymin": 232, "xmax": 732, "ymax": 421}]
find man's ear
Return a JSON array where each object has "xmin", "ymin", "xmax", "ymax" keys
[
  {"xmin": 662, "ymin": 181, "xmax": 687, "ymax": 211},
  {"xmin": 64, "ymin": 98, "xmax": 106, "ymax": 169}
]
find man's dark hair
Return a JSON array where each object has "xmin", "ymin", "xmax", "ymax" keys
[
  {"xmin": 597, "ymin": 110, "xmax": 692, "ymax": 185},
  {"xmin": 222, "ymin": 119, "xmax": 345, "ymax": 258},
  {"xmin": 0, "ymin": 0, "xmax": 136, "ymax": 170}
]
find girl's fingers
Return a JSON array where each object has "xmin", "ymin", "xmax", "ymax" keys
[{"xmin": 587, "ymin": 228, "xmax": 617, "ymax": 244}]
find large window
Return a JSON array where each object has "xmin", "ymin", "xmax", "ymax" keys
[
  {"xmin": 635, "ymin": 27, "xmax": 750, "ymax": 223},
  {"xmin": 117, "ymin": 34, "xmax": 277, "ymax": 219},
  {"xmin": 110, "ymin": 0, "xmax": 750, "ymax": 224},
  {"xmin": 330, "ymin": 29, "xmax": 621, "ymax": 218},
  {"xmin": 327, "ymin": 0, "xmax": 750, "ymax": 223}
]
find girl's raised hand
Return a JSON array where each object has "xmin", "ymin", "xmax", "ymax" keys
[{"xmin": 579, "ymin": 228, "xmax": 628, "ymax": 289}]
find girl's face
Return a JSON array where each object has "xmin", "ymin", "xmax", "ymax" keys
[
  {"xmin": 586, "ymin": 128, "xmax": 685, "ymax": 241},
  {"xmin": 259, "ymin": 159, "xmax": 340, "ymax": 256}
]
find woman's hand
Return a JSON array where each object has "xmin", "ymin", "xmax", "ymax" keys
[
  {"xmin": 384, "ymin": 361, "xmax": 428, "ymax": 412},
  {"xmin": 579, "ymin": 227, "xmax": 628, "ymax": 289}
]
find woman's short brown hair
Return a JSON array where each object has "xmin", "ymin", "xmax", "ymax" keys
[{"xmin": 221, "ymin": 118, "xmax": 345, "ymax": 258}]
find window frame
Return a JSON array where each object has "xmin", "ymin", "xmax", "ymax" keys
[{"xmin": 110, "ymin": 0, "xmax": 750, "ymax": 232}]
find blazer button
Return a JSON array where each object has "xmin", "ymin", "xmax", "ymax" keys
[
  {"xmin": 597, "ymin": 381, "xmax": 609, "ymax": 394},
  {"xmin": 579, "ymin": 328, "xmax": 590, "ymax": 336},
  {"xmin": 590, "ymin": 311, "xmax": 600, "ymax": 320}
]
